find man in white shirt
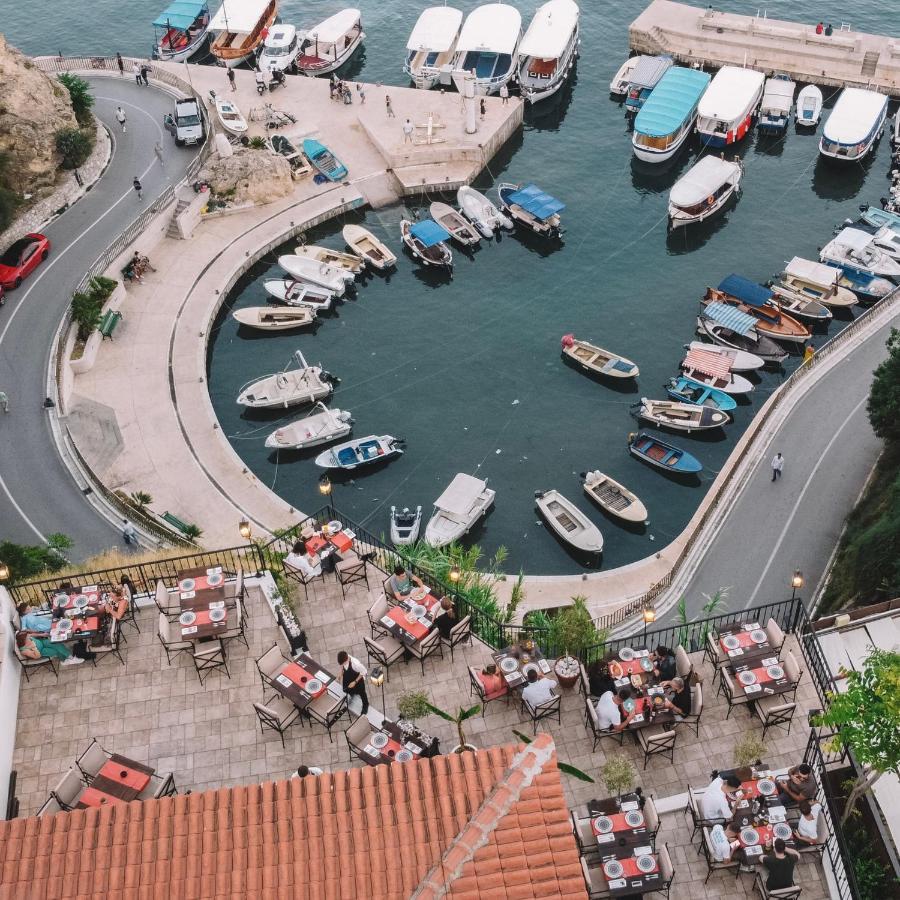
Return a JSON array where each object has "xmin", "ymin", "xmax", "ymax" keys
[
  {"xmin": 700, "ymin": 774, "xmax": 741, "ymax": 821},
  {"xmin": 284, "ymin": 541, "xmax": 322, "ymax": 580},
  {"xmin": 595, "ymin": 688, "xmax": 636, "ymax": 731},
  {"xmin": 521, "ymin": 669, "xmax": 557, "ymax": 709}
]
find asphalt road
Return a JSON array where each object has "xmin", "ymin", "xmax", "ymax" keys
[{"xmin": 0, "ymin": 77, "xmax": 199, "ymax": 559}]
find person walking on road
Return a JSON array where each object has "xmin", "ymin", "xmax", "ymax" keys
[
  {"xmin": 115, "ymin": 106, "xmax": 127, "ymax": 132},
  {"xmin": 385, "ymin": 94, "xmax": 395, "ymax": 117},
  {"xmin": 133, "ymin": 177, "xmax": 143, "ymax": 201},
  {"xmin": 0, "ymin": 391, "xmax": 9, "ymax": 413},
  {"xmin": 132, "ymin": 61, "xmax": 142, "ymax": 84},
  {"xmin": 154, "ymin": 142, "xmax": 164, "ymax": 167},
  {"xmin": 771, "ymin": 452, "xmax": 784, "ymax": 482},
  {"xmin": 116, "ymin": 52, "xmax": 124, "ymax": 76},
  {"xmin": 227, "ymin": 67, "xmax": 236, "ymax": 91},
  {"xmin": 402, "ymin": 118, "xmax": 414, "ymax": 143}
]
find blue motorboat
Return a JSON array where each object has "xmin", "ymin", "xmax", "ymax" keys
[
  {"xmin": 314, "ymin": 434, "xmax": 404, "ymax": 470},
  {"xmin": 623, "ymin": 54, "xmax": 673, "ymax": 115},
  {"xmin": 302, "ymin": 138, "xmax": 348, "ymax": 182},
  {"xmin": 628, "ymin": 432, "xmax": 702, "ymax": 475},
  {"xmin": 821, "ymin": 262, "xmax": 894, "ymax": 302},
  {"xmin": 665, "ymin": 376, "xmax": 737, "ymax": 413}
]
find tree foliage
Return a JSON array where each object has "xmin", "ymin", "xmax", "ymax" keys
[{"xmin": 57, "ymin": 73, "xmax": 94, "ymax": 125}]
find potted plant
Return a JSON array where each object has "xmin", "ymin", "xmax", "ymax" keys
[
  {"xmin": 600, "ymin": 755, "xmax": 636, "ymax": 800},
  {"xmin": 397, "ymin": 690, "xmax": 431, "ymax": 724},
  {"xmin": 426, "ymin": 701, "xmax": 481, "ymax": 753}
]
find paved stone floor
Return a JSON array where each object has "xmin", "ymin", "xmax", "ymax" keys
[{"xmin": 12, "ymin": 570, "xmax": 829, "ymax": 898}]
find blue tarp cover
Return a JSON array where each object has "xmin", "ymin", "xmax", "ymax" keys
[
  {"xmin": 410, "ymin": 220, "xmax": 451, "ymax": 247},
  {"xmin": 507, "ymin": 184, "xmax": 565, "ymax": 221},
  {"xmin": 718, "ymin": 274, "xmax": 773, "ymax": 308},
  {"xmin": 703, "ymin": 302, "xmax": 757, "ymax": 336},
  {"xmin": 153, "ymin": 0, "xmax": 206, "ymax": 29}
]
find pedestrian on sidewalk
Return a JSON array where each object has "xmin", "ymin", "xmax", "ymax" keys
[
  {"xmin": 154, "ymin": 142, "xmax": 164, "ymax": 167},
  {"xmin": 499, "ymin": 83, "xmax": 509, "ymax": 104},
  {"xmin": 140, "ymin": 63, "xmax": 151, "ymax": 85},
  {"xmin": 133, "ymin": 176, "xmax": 143, "ymax": 200},
  {"xmin": 116, "ymin": 52, "xmax": 124, "ymax": 75},
  {"xmin": 402, "ymin": 118, "xmax": 414, "ymax": 143},
  {"xmin": 132, "ymin": 61, "xmax": 142, "ymax": 84},
  {"xmin": 0, "ymin": 391, "xmax": 9, "ymax": 413},
  {"xmin": 385, "ymin": 94, "xmax": 395, "ymax": 117},
  {"xmin": 227, "ymin": 68, "xmax": 236, "ymax": 91},
  {"xmin": 115, "ymin": 106, "xmax": 127, "ymax": 132},
  {"xmin": 771, "ymin": 452, "xmax": 784, "ymax": 482}
]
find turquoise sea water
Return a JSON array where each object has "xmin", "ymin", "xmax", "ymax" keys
[{"xmin": 7, "ymin": 2, "xmax": 897, "ymax": 573}]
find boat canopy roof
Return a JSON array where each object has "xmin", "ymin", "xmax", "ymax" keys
[
  {"xmin": 785, "ymin": 256, "xmax": 839, "ymax": 286},
  {"xmin": 518, "ymin": 0, "xmax": 579, "ymax": 59},
  {"xmin": 831, "ymin": 227, "xmax": 875, "ymax": 252},
  {"xmin": 823, "ymin": 88, "xmax": 888, "ymax": 145},
  {"xmin": 306, "ymin": 8, "xmax": 361, "ymax": 44},
  {"xmin": 154, "ymin": 0, "xmax": 207, "ymax": 28},
  {"xmin": 434, "ymin": 473, "xmax": 489, "ymax": 516},
  {"xmin": 669, "ymin": 156, "xmax": 740, "ymax": 208},
  {"xmin": 507, "ymin": 184, "xmax": 565, "ymax": 220},
  {"xmin": 703, "ymin": 301, "xmax": 757, "ymax": 335},
  {"xmin": 209, "ymin": 0, "xmax": 270, "ymax": 33},
  {"xmin": 683, "ymin": 348, "xmax": 731, "ymax": 380},
  {"xmin": 718, "ymin": 274, "xmax": 773, "ymax": 308},
  {"xmin": 410, "ymin": 219, "xmax": 451, "ymax": 247},
  {"xmin": 633, "ymin": 67, "xmax": 711, "ymax": 137},
  {"xmin": 456, "ymin": 3, "xmax": 522, "ymax": 55},
  {"xmin": 627, "ymin": 54, "xmax": 672, "ymax": 90},
  {"xmin": 406, "ymin": 6, "xmax": 463, "ymax": 51},
  {"xmin": 697, "ymin": 66, "xmax": 765, "ymax": 120}
]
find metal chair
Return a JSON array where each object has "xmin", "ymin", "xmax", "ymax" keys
[
  {"xmin": 363, "ymin": 635, "xmax": 405, "ymax": 680},
  {"xmin": 754, "ymin": 697, "xmax": 797, "ymax": 738},
  {"xmin": 583, "ymin": 694, "xmax": 624, "ymax": 751},
  {"xmin": 443, "ymin": 614, "xmax": 472, "ymax": 660},
  {"xmin": 253, "ymin": 697, "xmax": 302, "ymax": 748},
  {"xmin": 75, "ymin": 738, "xmax": 110, "ymax": 783},
  {"xmin": 336, "ymin": 555, "xmax": 369, "ymax": 598},
  {"xmin": 255, "ymin": 643, "xmax": 289, "ymax": 690},
  {"xmin": 157, "ymin": 613, "xmax": 193, "ymax": 665},
  {"xmin": 50, "ymin": 768, "xmax": 84, "ymax": 811},
  {"xmin": 192, "ymin": 639, "xmax": 229, "ymax": 685},
  {"xmin": 406, "ymin": 628, "xmax": 443, "ymax": 675},
  {"xmin": 468, "ymin": 666, "xmax": 510, "ymax": 716},
  {"xmin": 304, "ymin": 692, "xmax": 349, "ymax": 742},
  {"xmin": 636, "ymin": 725, "xmax": 676, "ymax": 769},
  {"xmin": 523, "ymin": 692, "xmax": 561, "ymax": 734}
]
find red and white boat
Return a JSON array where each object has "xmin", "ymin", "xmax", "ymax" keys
[{"xmin": 696, "ymin": 66, "xmax": 765, "ymax": 147}]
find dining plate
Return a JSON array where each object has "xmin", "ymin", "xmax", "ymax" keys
[
  {"xmin": 179, "ymin": 611, "xmax": 196, "ymax": 626},
  {"xmin": 180, "ymin": 578, "xmax": 196, "ymax": 592},
  {"xmin": 370, "ymin": 732, "xmax": 389, "ymax": 749},
  {"xmin": 636, "ymin": 855, "xmax": 656, "ymax": 874},
  {"xmin": 722, "ymin": 635, "xmax": 741, "ymax": 650},
  {"xmin": 625, "ymin": 810, "xmax": 645, "ymax": 828},
  {"xmin": 500, "ymin": 657, "xmax": 518, "ymax": 674},
  {"xmin": 328, "ymin": 520, "xmax": 343, "ymax": 532},
  {"xmin": 619, "ymin": 647, "xmax": 635, "ymax": 661},
  {"xmin": 395, "ymin": 749, "xmax": 414, "ymax": 763},
  {"xmin": 305, "ymin": 679, "xmax": 322, "ymax": 694},
  {"xmin": 73, "ymin": 595, "xmax": 90, "ymax": 608},
  {"xmin": 766, "ymin": 665, "xmax": 785, "ymax": 680},
  {"xmin": 410, "ymin": 586, "xmax": 427, "ymax": 602},
  {"xmin": 750, "ymin": 629, "xmax": 768, "ymax": 644},
  {"xmin": 603, "ymin": 860, "xmax": 624, "ymax": 880},
  {"xmin": 593, "ymin": 816, "xmax": 614, "ymax": 834},
  {"xmin": 757, "ymin": 779, "xmax": 776, "ymax": 796},
  {"xmin": 741, "ymin": 827, "xmax": 760, "ymax": 846},
  {"xmin": 209, "ymin": 607, "xmax": 226, "ymax": 623},
  {"xmin": 738, "ymin": 670, "xmax": 757, "ymax": 685},
  {"xmin": 206, "ymin": 572, "xmax": 224, "ymax": 587},
  {"xmin": 773, "ymin": 822, "xmax": 793, "ymax": 841}
]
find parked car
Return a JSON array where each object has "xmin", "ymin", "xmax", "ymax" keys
[{"xmin": 0, "ymin": 233, "xmax": 50, "ymax": 289}]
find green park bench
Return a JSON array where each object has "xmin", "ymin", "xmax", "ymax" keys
[{"xmin": 99, "ymin": 309, "xmax": 123, "ymax": 340}]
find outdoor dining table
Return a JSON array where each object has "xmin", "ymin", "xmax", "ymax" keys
[
  {"xmin": 357, "ymin": 717, "xmax": 430, "ymax": 766},
  {"xmin": 588, "ymin": 795, "xmax": 654, "ymax": 859},
  {"xmin": 732, "ymin": 656, "xmax": 794, "ymax": 698},
  {"xmin": 270, "ymin": 651, "xmax": 340, "ymax": 710},
  {"xmin": 76, "ymin": 754, "xmax": 155, "ymax": 808},
  {"xmin": 492, "ymin": 641, "xmax": 551, "ymax": 690},
  {"xmin": 379, "ymin": 590, "xmax": 441, "ymax": 647}
]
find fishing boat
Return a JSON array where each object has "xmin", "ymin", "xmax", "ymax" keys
[
  {"xmin": 534, "ymin": 490, "xmax": 603, "ymax": 554},
  {"xmin": 795, "ymin": 84, "xmax": 823, "ymax": 128},
  {"xmin": 631, "ymin": 66, "xmax": 711, "ymax": 164},
  {"xmin": 582, "ymin": 471, "xmax": 647, "ymax": 524},
  {"xmin": 624, "ymin": 54, "xmax": 673, "ymax": 115},
  {"xmin": 209, "ymin": 0, "xmax": 277, "ymax": 68},
  {"xmin": 637, "ymin": 398, "xmax": 729, "ymax": 432},
  {"xmin": 302, "ymin": 138, "xmax": 348, "ymax": 182},
  {"xmin": 628, "ymin": 432, "xmax": 702, "ymax": 475},
  {"xmin": 429, "ymin": 202, "xmax": 481, "ymax": 246},
  {"xmin": 758, "ymin": 74, "xmax": 795, "ymax": 134},
  {"xmin": 821, "ymin": 263, "xmax": 893, "ymax": 301},
  {"xmin": 259, "ymin": 24, "xmax": 299, "ymax": 73},
  {"xmin": 696, "ymin": 66, "xmax": 765, "ymax": 147},
  {"xmin": 772, "ymin": 257, "xmax": 857, "ymax": 309},
  {"xmin": 314, "ymin": 434, "xmax": 404, "ymax": 470},
  {"xmin": 237, "ymin": 351, "xmax": 333, "ymax": 409},
  {"xmin": 457, "ymin": 185, "xmax": 512, "ymax": 238},
  {"xmin": 452, "ymin": 3, "xmax": 522, "ymax": 95},
  {"xmin": 232, "ymin": 306, "xmax": 316, "ymax": 331},
  {"xmin": 279, "ymin": 255, "xmax": 353, "ymax": 295},
  {"xmin": 296, "ymin": 9, "xmax": 364, "ymax": 76},
  {"xmin": 712, "ymin": 275, "xmax": 812, "ymax": 344},
  {"xmin": 404, "ymin": 6, "xmax": 464, "ymax": 90},
  {"xmin": 400, "ymin": 219, "xmax": 453, "ymax": 270},
  {"xmin": 820, "ymin": 87, "xmax": 888, "ymax": 162},
  {"xmin": 390, "ymin": 506, "xmax": 422, "ymax": 545},
  {"xmin": 264, "ymin": 403, "xmax": 353, "ymax": 450},
  {"xmin": 294, "ymin": 244, "xmax": 365, "ymax": 274},
  {"xmin": 423, "ymin": 473, "xmax": 495, "ymax": 547},
  {"xmin": 497, "ymin": 183, "xmax": 565, "ymax": 238},
  {"xmin": 210, "ymin": 92, "xmax": 247, "ymax": 134},
  {"xmin": 153, "ymin": 0, "xmax": 210, "ymax": 62},
  {"xmin": 685, "ymin": 341, "xmax": 763, "ymax": 372},
  {"xmin": 665, "ymin": 375, "xmax": 737, "ymax": 413},
  {"xmin": 679, "ymin": 345, "xmax": 754, "ymax": 394},
  {"xmin": 517, "ymin": 0, "xmax": 580, "ymax": 105},
  {"xmin": 342, "ymin": 224, "xmax": 397, "ymax": 271},
  {"xmin": 263, "ymin": 278, "xmax": 333, "ymax": 312},
  {"xmin": 609, "ymin": 56, "xmax": 641, "ymax": 97},
  {"xmin": 858, "ymin": 204, "xmax": 900, "ymax": 232},
  {"xmin": 667, "ymin": 155, "xmax": 743, "ymax": 230},
  {"xmin": 696, "ymin": 307, "xmax": 788, "ymax": 366},
  {"xmin": 819, "ymin": 228, "xmax": 900, "ymax": 280},
  {"xmin": 560, "ymin": 334, "xmax": 639, "ymax": 379}
]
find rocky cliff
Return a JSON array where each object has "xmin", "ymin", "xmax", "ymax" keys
[{"xmin": 0, "ymin": 34, "xmax": 78, "ymax": 194}]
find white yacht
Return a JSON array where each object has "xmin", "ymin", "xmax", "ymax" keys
[
  {"xmin": 819, "ymin": 87, "xmax": 888, "ymax": 162},
  {"xmin": 517, "ymin": 0, "xmax": 580, "ymax": 104},
  {"xmin": 423, "ymin": 473, "xmax": 495, "ymax": 547},
  {"xmin": 404, "ymin": 6, "xmax": 463, "ymax": 89},
  {"xmin": 452, "ymin": 3, "xmax": 522, "ymax": 95}
]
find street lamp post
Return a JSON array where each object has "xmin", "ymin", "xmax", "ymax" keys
[
  {"xmin": 790, "ymin": 570, "xmax": 804, "ymax": 601},
  {"xmin": 642, "ymin": 606, "xmax": 656, "ymax": 646}
]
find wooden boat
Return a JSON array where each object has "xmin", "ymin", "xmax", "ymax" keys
[
  {"xmin": 685, "ymin": 340, "xmax": 763, "ymax": 372},
  {"xmin": 294, "ymin": 244, "xmax": 365, "ymax": 274},
  {"xmin": 314, "ymin": 434, "xmax": 404, "ymax": 470},
  {"xmin": 302, "ymin": 138, "xmax": 348, "ymax": 182},
  {"xmin": 497, "ymin": 183, "xmax": 565, "ymax": 238},
  {"xmin": 711, "ymin": 275, "xmax": 812, "ymax": 343},
  {"xmin": 610, "ymin": 56, "xmax": 641, "ymax": 97},
  {"xmin": 561, "ymin": 334, "xmax": 638, "ymax": 379},
  {"xmin": 665, "ymin": 376, "xmax": 737, "ymax": 413},
  {"xmin": 772, "ymin": 257, "xmax": 857, "ymax": 309},
  {"xmin": 296, "ymin": 9, "xmax": 365, "ymax": 76},
  {"xmin": 404, "ymin": 6, "xmax": 463, "ymax": 90},
  {"xmin": 697, "ymin": 316, "xmax": 788, "ymax": 365},
  {"xmin": 517, "ymin": 0, "xmax": 580, "ymax": 104},
  {"xmin": 628, "ymin": 432, "xmax": 702, "ymax": 475},
  {"xmin": 680, "ymin": 346, "xmax": 754, "ymax": 395},
  {"xmin": 668, "ymin": 155, "xmax": 743, "ymax": 230},
  {"xmin": 237, "ymin": 351, "xmax": 333, "ymax": 409},
  {"xmin": 263, "ymin": 278, "xmax": 333, "ymax": 312},
  {"xmin": 279, "ymin": 255, "xmax": 352, "ymax": 295},
  {"xmin": 582, "ymin": 471, "xmax": 647, "ymax": 524},
  {"xmin": 400, "ymin": 219, "xmax": 453, "ymax": 270},
  {"xmin": 535, "ymin": 489, "xmax": 603, "ymax": 554},
  {"xmin": 264, "ymin": 402, "xmax": 352, "ymax": 449},
  {"xmin": 153, "ymin": 0, "xmax": 210, "ymax": 62},
  {"xmin": 209, "ymin": 0, "xmax": 277, "ymax": 68},
  {"xmin": 637, "ymin": 398, "xmax": 729, "ymax": 432},
  {"xmin": 209, "ymin": 92, "xmax": 247, "ymax": 134},
  {"xmin": 424, "ymin": 473, "xmax": 495, "ymax": 547},
  {"xmin": 390, "ymin": 505, "xmax": 422, "ymax": 545},
  {"xmin": 795, "ymin": 85, "xmax": 823, "ymax": 127},
  {"xmin": 429, "ymin": 202, "xmax": 481, "ymax": 247},
  {"xmin": 342, "ymin": 224, "xmax": 397, "ymax": 271},
  {"xmin": 457, "ymin": 185, "xmax": 512, "ymax": 239},
  {"xmin": 232, "ymin": 306, "xmax": 315, "ymax": 331}
]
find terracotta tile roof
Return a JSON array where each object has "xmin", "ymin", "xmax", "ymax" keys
[{"xmin": 0, "ymin": 735, "xmax": 585, "ymax": 900}]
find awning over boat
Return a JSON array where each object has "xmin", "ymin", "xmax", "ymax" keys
[
  {"xmin": 306, "ymin": 8, "xmax": 362, "ymax": 44},
  {"xmin": 410, "ymin": 220, "xmax": 451, "ymax": 247},
  {"xmin": 627, "ymin": 54, "xmax": 672, "ymax": 90},
  {"xmin": 507, "ymin": 184, "xmax": 565, "ymax": 220},
  {"xmin": 703, "ymin": 302, "xmax": 757, "ymax": 336},
  {"xmin": 154, "ymin": 0, "xmax": 207, "ymax": 28},
  {"xmin": 518, "ymin": 0, "xmax": 579, "ymax": 60},
  {"xmin": 718, "ymin": 274, "xmax": 773, "ymax": 308},
  {"xmin": 784, "ymin": 257, "xmax": 840, "ymax": 287},
  {"xmin": 209, "ymin": 0, "xmax": 270, "ymax": 33},
  {"xmin": 669, "ymin": 156, "xmax": 740, "ymax": 208},
  {"xmin": 406, "ymin": 6, "xmax": 463, "ymax": 52},
  {"xmin": 434, "ymin": 473, "xmax": 488, "ymax": 516},
  {"xmin": 683, "ymin": 348, "xmax": 732, "ymax": 380},
  {"xmin": 633, "ymin": 67, "xmax": 711, "ymax": 138}
]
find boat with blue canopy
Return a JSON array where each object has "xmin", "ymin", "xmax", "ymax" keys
[
  {"xmin": 400, "ymin": 219, "xmax": 453, "ymax": 270},
  {"xmin": 153, "ymin": 0, "xmax": 210, "ymax": 61},
  {"xmin": 697, "ymin": 302, "xmax": 788, "ymax": 364},
  {"xmin": 632, "ymin": 66, "xmax": 711, "ymax": 163},
  {"xmin": 497, "ymin": 182, "xmax": 565, "ymax": 237},
  {"xmin": 665, "ymin": 376, "xmax": 737, "ymax": 413},
  {"xmin": 628, "ymin": 432, "xmax": 702, "ymax": 476},
  {"xmin": 709, "ymin": 276, "xmax": 810, "ymax": 344},
  {"xmin": 302, "ymin": 139, "xmax": 348, "ymax": 182}
]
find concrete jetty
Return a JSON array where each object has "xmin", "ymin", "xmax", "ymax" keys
[{"xmin": 630, "ymin": 0, "xmax": 900, "ymax": 95}]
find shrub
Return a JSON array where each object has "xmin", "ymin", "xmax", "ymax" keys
[
  {"xmin": 55, "ymin": 127, "xmax": 93, "ymax": 169},
  {"xmin": 57, "ymin": 73, "xmax": 94, "ymax": 125}
]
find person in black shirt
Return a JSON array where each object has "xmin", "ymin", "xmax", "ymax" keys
[
  {"xmin": 653, "ymin": 645, "xmax": 677, "ymax": 681},
  {"xmin": 762, "ymin": 839, "xmax": 799, "ymax": 890},
  {"xmin": 662, "ymin": 676, "xmax": 692, "ymax": 717}
]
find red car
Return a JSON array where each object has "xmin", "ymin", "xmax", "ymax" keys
[{"xmin": 0, "ymin": 233, "xmax": 50, "ymax": 289}]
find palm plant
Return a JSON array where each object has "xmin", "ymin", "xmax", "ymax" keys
[{"xmin": 425, "ymin": 701, "xmax": 481, "ymax": 752}]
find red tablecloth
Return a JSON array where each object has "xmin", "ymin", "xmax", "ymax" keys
[
  {"xmin": 97, "ymin": 759, "xmax": 151, "ymax": 792},
  {"xmin": 592, "ymin": 810, "xmax": 646, "ymax": 835},
  {"xmin": 78, "ymin": 787, "xmax": 126, "ymax": 808},
  {"xmin": 387, "ymin": 607, "xmax": 429, "ymax": 641},
  {"xmin": 282, "ymin": 661, "xmax": 327, "ymax": 698}
]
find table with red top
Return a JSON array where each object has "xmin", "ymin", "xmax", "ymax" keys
[
  {"xmin": 76, "ymin": 755, "xmax": 155, "ymax": 808},
  {"xmin": 270, "ymin": 651, "xmax": 336, "ymax": 710}
]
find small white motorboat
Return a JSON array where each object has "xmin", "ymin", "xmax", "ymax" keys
[
  {"xmin": 517, "ymin": 0, "xmax": 580, "ymax": 104},
  {"xmin": 209, "ymin": 91, "xmax": 247, "ymax": 134},
  {"xmin": 685, "ymin": 341, "xmax": 763, "ymax": 372},
  {"xmin": 400, "ymin": 219, "xmax": 453, "ymax": 271},
  {"xmin": 451, "ymin": 3, "xmax": 522, "ymax": 96},
  {"xmin": 457, "ymin": 185, "xmax": 513, "ymax": 238},
  {"xmin": 404, "ymin": 6, "xmax": 464, "ymax": 89},
  {"xmin": 561, "ymin": 334, "xmax": 639, "ymax": 379},
  {"xmin": 819, "ymin": 228, "xmax": 900, "ymax": 280},
  {"xmin": 795, "ymin": 84, "xmax": 823, "ymax": 128},
  {"xmin": 771, "ymin": 257, "xmax": 857, "ymax": 309},
  {"xmin": 429, "ymin": 201, "xmax": 481, "ymax": 246},
  {"xmin": 668, "ymin": 155, "xmax": 743, "ymax": 230},
  {"xmin": 390, "ymin": 505, "xmax": 422, "ymax": 545},
  {"xmin": 314, "ymin": 434, "xmax": 404, "ymax": 470},
  {"xmin": 232, "ymin": 306, "xmax": 316, "ymax": 331},
  {"xmin": 263, "ymin": 278, "xmax": 333, "ymax": 312},
  {"xmin": 582, "ymin": 471, "xmax": 648, "ymax": 524},
  {"xmin": 296, "ymin": 9, "xmax": 365, "ymax": 76},
  {"xmin": 535, "ymin": 489, "xmax": 603, "ymax": 554},
  {"xmin": 279, "ymin": 255, "xmax": 353, "ymax": 296},
  {"xmin": 609, "ymin": 56, "xmax": 640, "ymax": 97},
  {"xmin": 423, "ymin": 473, "xmax": 495, "ymax": 547},
  {"xmin": 342, "ymin": 224, "xmax": 397, "ymax": 271},
  {"xmin": 637, "ymin": 398, "xmax": 730, "ymax": 432},
  {"xmin": 264, "ymin": 402, "xmax": 352, "ymax": 449},
  {"xmin": 294, "ymin": 244, "xmax": 365, "ymax": 274},
  {"xmin": 237, "ymin": 351, "xmax": 333, "ymax": 409}
]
